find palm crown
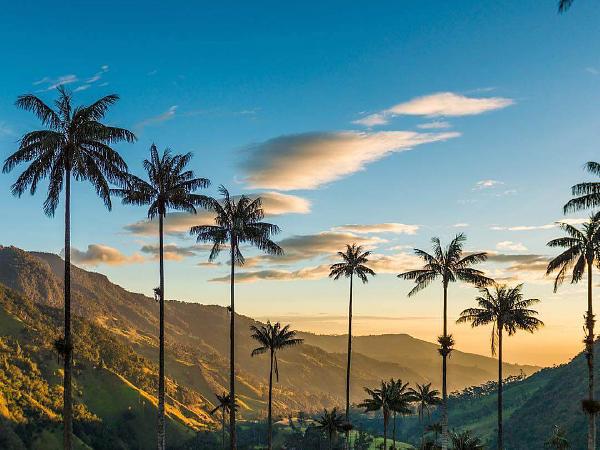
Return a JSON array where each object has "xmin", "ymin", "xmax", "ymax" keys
[
  {"xmin": 190, "ymin": 185, "xmax": 283, "ymax": 264},
  {"xmin": 564, "ymin": 162, "xmax": 600, "ymax": 213},
  {"xmin": 457, "ymin": 284, "xmax": 543, "ymax": 355},
  {"xmin": 316, "ymin": 407, "xmax": 345, "ymax": 436},
  {"xmin": 546, "ymin": 212, "xmax": 600, "ymax": 291},
  {"xmin": 398, "ymin": 233, "xmax": 492, "ymax": 295},
  {"xmin": 249, "ymin": 321, "xmax": 304, "ymax": 381},
  {"xmin": 359, "ymin": 380, "xmax": 393, "ymax": 417},
  {"xmin": 210, "ymin": 392, "xmax": 237, "ymax": 415},
  {"xmin": 410, "ymin": 383, "xmax": 441, "ymax": 422},
  {"xmin": 111, "ymin": 144, "xmax": 210, "ymax": 218},
  {"xmin": 3, "ymin": 86, "xmax": 135, "ymax": 215},
  {"xmin": 329, "ymin": 244, "xmax": 376, "ymax": 282},
  {"xmin": 388, "ymin": 379, "xmax": 413, "ymax": 416}
]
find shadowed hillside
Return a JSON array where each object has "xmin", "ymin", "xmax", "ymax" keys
[{"xmin": 0, "ymin": 245, "xmax": 539, "ymax": 424}]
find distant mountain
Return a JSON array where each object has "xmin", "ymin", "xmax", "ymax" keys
[{"xmin": 0, "ymin": 245, "xmax": 541, "ymax": 448}]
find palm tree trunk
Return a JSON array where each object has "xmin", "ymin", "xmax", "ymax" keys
[
  {"xmin": 498, "ymin": 325, "xmax": 503, "ymax": 450},
  {"xmin": 392, "ymin": 411, "xmax": 396, "ymax": 449},
  {"xmin": 157, "ymin": 213, "xmax": 166, "ymax": 450},
  {"xmin": 222, "ymin": 409, "xmax": 226, "ymax": 450},
  {"xmin": 441, "ymin": 283, "xmax": 449, "ymax": 450},
  {"xmin": 383, "ymin": 412, "xmax": 388, "ymax": 450},
  {"xmin": 587, "ymin": 262, "xmax": 596, "ymax": 450},
  {"xmin": 63, "ymin": 168, "xmax": 73, "ymax": 450},
  {"xmin": 229, "ymin": 242, "xmax": 237, "ymax": 450},
  {"xmin": 268, "ymin": 349, "xmax": 274, "ymax": 450},
  {"xmin": 345, "ymin": 273, "xmax": 353, "ymax": 450}
]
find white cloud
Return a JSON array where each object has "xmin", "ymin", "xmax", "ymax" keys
[
  {"xmin": 332, "ymin": 223, "xmax": 419, "ymax": 235},
  {"xmin": 474, "ymin": 179, "xmax": 503, "ymax": 190},
  {"xmin": 124, "ymin": 192, "xmax": 310, "ymax": 236},
  {"xmin": 135, "ymin": 105, "xmax": 178, "ymax": 132},
  {"xmin": 34, "ymin": 74, "xmax": 78, "ymax": 91},
  {"xmin": 67, "ymin": 244, "xmax": 144, "ymax": 266},
  {"xmin": 453, "ymin": 223, "xmax": 469, "ymax": 228},
  {"xmin": 491, "ymin": 218, "xmax": 587, "ymax": 231},
  {"xmin": 417, "ymin": 121, "xmax": 452, "ymax": 129},
  {"xmin": 240, "ymin": 130, "xmax": 459, "ymax": 190},
  {"xmin": 496, "ymin": 241, "xmax": 528, "ymax": 252},
  {"xmin": 74, "ymin": 85, "xmax": 91, "ymax": 92},
  {"xmin": 354, "ymin": 92, "xmax": 514, "ymax": 127}
]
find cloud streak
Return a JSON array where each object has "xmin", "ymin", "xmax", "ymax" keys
[
  {"xmin": 354, "ymin": 92, "xmax": 514, "ymax": 127},
  {"xmin": 332, "ymin": 223, "xmax": 419, "ymax": 235},
  {"xmin": 68, "ymin": 244, "xmax": 144, "ymax": 266},
  {"xmin": 240, "ymin": 130, "xmax": 459, "ymax": 190},
  {"xmin": 124, "ymin": 192, "xmax": 311, "ymax": 237}
]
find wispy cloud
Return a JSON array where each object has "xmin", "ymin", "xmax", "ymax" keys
[
  {"xmin": 453, "ymin": 223, "xmax": 469, "ymax": 228},
  {"xmin": 67, "ymin": 244, "xmax": 144, "ymax": 266},
  {"xmin": 140, "ymin": 243, "xmax": 207, "ymax": 261},
  {"xmin": 354, "ymin": 92, "xmax": 514, "ymax": 127},
  {"xmin": 496, "ymin": 241, "xmax": 528, "ymax": 252},
  {"xmin": 332, "ymin": 223, "xmax": 419, "ymax": 235},
  {"xmin": 240, "ymin": 130, "xmax": 459, "ymax": 190},
  {"xmin": 490, "ymin": 218, "xmax": 587, "ymax": 231},
  {"xmin": 474, "ymin": 179, "xmax": 503, "ymax": 190},
  {"xmin": 34, "ymin": 65, "xmax": 110, "ymax": 92},
  {"xmin": 417, "ymin": 120, "xmax": 452, "ymax": 129},
  {"xmin": 124, "ymin": 192, "xmax": 311, "ymax": 237},
  {"xmin": 134, "ymin": 105, "xmax": 178, "ymax": 133}
]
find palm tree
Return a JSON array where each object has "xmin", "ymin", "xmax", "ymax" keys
[
  {"xmin": 112, "ymin": 145, "xmax": 209, "ymax": 450},
  {"xmin": 329, "ymin": 243, "xmax": 375, "ymax": 445},
  {"xmin": 316, "ymin": 407, "xmax": 345, "ymax": 450},
  {"xmin": 249, "ymin": 321, "xmax": 304, "ymax": 450},
  {"xmin": 545, "ymin": 425, "xmax": 570, "ymax": 449},
  {"xmin": 450, "ymin": 430, "xmax": 484, "ymax": 450},
  {"xmin": 457, "ymin": 283, "xmax": 543, "ymax": 450},
  {"xmin": 410, "ymin": 383, "xmax": 441, "ymax": 449},
  {"xmin": 210, "ymin": 392, "xmax": 236, "ymax": 450},
  {"xmin": 426, "ymin": 422, "xmax": 443, "ymax": 447},
  {"xmin": 546, "ymin": 212, "xmax": 600, "ymax": 450},
  {"xmin": 359, "ymin": 381, "xmax": 393, "ymax": 449},
  {"xmin": 190, "ymin": 186, "xmax": 283, "ymax": 449},
  {"xmin": 564, "ymin": 162, "xmax": 600, "ymax": 212},
  {"xmin": 398, "ymin": 234, "xmax": 491, "ymax": 450},
  {"xmin": 388, "ymin": 378, "xmax": 413, "ymax": 450},
  {"xmin": 2, "ymin": 87, "xmax": 135, "ymax": 449},
  {"xmin": 558, "ymin": 0, "xmax": 575, "ymax": 12}
]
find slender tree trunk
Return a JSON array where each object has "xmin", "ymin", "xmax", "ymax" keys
[
  {"xmin": 268, "ymin": 349, "xmax": 274, "ymax": 450},
  {"xmin": 383, "ymin": 412, "xmax": 388, "ymax": 450},
  {"xmin": 392, "ymin": 411, "xmax": 396, "ymax": 449},
  {"xmin": 329, "ymin": 432, "xmax": 333, "ymax": 450},
  {"xmin": 63, "ymin": 168, "xmax": 73, "ymax": 450},
  {"xmin": 222, "ymin": 409, "xmax": 226, "ymax": 450},
  {"xmin": 441, "ymin": 283, "xmax": 449, "ymax": 450},
  {"xmin": 157, "ymin": 213, "xmax": 166, "ymax": 450},
  {"xmin": 587, "ymin": 262, "xmax": 596, "ymax": 450},
  {"xmin": 345, "ymin": 274, "xmax": 353, "ymax": 449},
  {"xmin": 497, "ymin": 325, "xmax": 503, "ymax": 450},
  {"xmin": 229, "ymin": 242, "xmax": 237, "ymax": 450}
]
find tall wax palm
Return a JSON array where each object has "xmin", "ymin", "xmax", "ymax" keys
[
  {"xmin": 558, "ymin": 0, "xmax": 575, "ymax": 12},
  {"xmin": 546, "ymin": 212, "xmax": 600, "ymax": 450},
  {"xmin": 2, "ymin": 87, "xmax": 135, "ymax": 449},
  {"xmin": 457, "ymin": 283, "xmax": 543, "ymax": 450},
  {"xmin": 112, "ymin": 145, "xmax": 209, "ymax": 450},
  {"xmin": 359, "ymin": 381, "xmax": 393, "ymax": 449},
  {"xmin": 316, "ymin": 407, "xmax": 345, "ymax": 450},
  {"xmin": 564, "ymin": 162, "xmax": 600, "ymax": 212},
  {"xmin": 249, "ymin": 321, "xmax": 304, "ymax": 450},
  {"xmin": 388, "ymin": 378, "xmax": 413, "ymax": 450},
  {"xmin": 329, "ymin": 243, "xmax": 375, "ymax": 441},
  {"xmin": 190, "ymin": 186, "xmax": 283, "ymax": 449},
  {"xmin": 410, "ymin": 383, "xmax": 441, "ymax": 449},
  {"xmin": 398, "ymin": 234, "xmax": 491, "ymax": 450},
  {"xmin": 210, "ymin": 392, "xmax": 236, "ymax": 450}
]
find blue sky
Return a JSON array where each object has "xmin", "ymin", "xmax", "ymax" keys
[{"xmin": 1, "ymin": 1, "xmax": 600, "ymax": 365}]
